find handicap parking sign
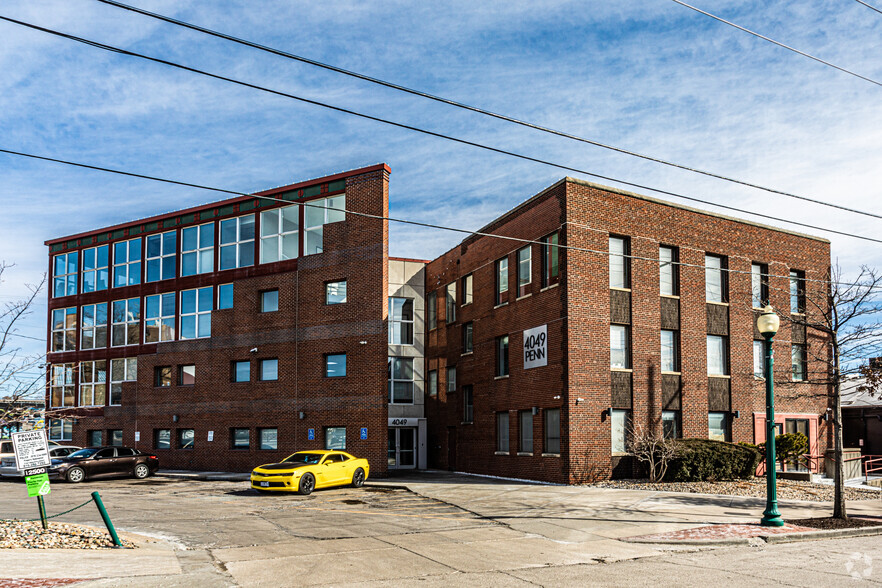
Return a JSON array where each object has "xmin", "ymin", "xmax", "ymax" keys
[
  {"xmin": 360, "ymin": 427, "xmax": 368, "ymax": 440},
  {"xmin": 307, "ymin": 428, "xmax": 315, "ymax": 441}
]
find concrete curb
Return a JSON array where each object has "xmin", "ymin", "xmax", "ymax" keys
[{"xmin": 624, "ymin": 524, "xmax": 882, "ymax": 546}]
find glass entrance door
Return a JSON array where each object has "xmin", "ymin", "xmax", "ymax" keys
[{"xmin": 387, "ymin": 428, "xmax": 416, "ymax": 469}]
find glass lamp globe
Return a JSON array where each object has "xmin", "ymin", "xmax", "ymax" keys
[{"xmin": 757, "ymin": 305, "xmax": 780, "ymax": 336}]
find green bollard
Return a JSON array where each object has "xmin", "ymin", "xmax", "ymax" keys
[
  {"xmin": 37, "ymin": 496, "xmax": 48, "ymax": 530},
  {"xmin": 91, "ymin": 491, "xmax": 124, "ymax": 548}
]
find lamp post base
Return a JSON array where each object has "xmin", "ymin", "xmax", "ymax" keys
[{"xmin": 761, "ymin": 509, "xmax": 784, "ymax": 527}]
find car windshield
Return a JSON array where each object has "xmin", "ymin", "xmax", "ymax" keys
[
  {"xmin": 283, "ymin": 452, "xmax": 323, "ymax": 464},
  {"xmin": 68, "ymin": 448, "xmax": 99, "ymax": 459}
]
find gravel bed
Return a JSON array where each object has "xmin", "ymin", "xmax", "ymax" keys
[
  {"xmin": 589, "ymin": 478, "xmax": 882, "ymax": 502},
  {"xmin": 0, "ymin": 521, "xmax": 135, "ymax": 549}
]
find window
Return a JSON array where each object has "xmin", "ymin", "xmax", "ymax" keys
[
  {"xmin": 146, "ymin": 230, "xmax": 176, "ymax": 282},
  {"xmin": 178, "ymin": 429, "xmax": 195, "ymax": 449},
  {"xmin": 495, "ymin": 257, "xmax": 509, "ymax": 306},
  {"xmin": 609, "ymin": 236, "xmax": 630, "ymax": 289},
  {"xmin": 113, "ymin": 238, "xmax": 142, "ymax": 288},
  {"xmin": 517, "ymin": 247, "xmax": 531, "ymax": 297},
  {"xmin": 792, "ymin": 344, "xmax": 807, "ymax": 381},
  {"xmin": 659, "ymin": 246, "xmax": 678, "ymax": 296},
  {"xmin": 388, "ymin": 357, "xmax": 414, "ymax": 403},
  {"xmin": 260, "ymin": 290, "xmax": 279, "ymax": 313},
  {"xmin": 219, "ymin": 214, "xmax": 255, "ymax": 270},
  {"xmin": 154, "ymin": 429, "xmax": 170, "ymax": 450},
  {"xmin": 496, "ymin": 335, "xmax": 509, "ymax": 377},
  {"xmin": 427, "ymin": 291, "xmax": 437, "ymax": 330},
  {"xmin": 447, "ymin": 366, "xmax": 456, "ymax": 392},
  {"xmin": 179, "ymin": 365, "xmax": 195, "ymax": 386},
  {"xmin": 154, "ymin": 366, "xmax": 173, "ymax": 387},
  {"xmin": 496, "ymin": 412, "xmax": 509, "ymax": 453},
  {"xmin": 790, "ymin": 270, "xmax": 805, "ymax": 314},
  {"xmin": 218, "ymin": 283, "xmax": 234, "ymax": 309},
  {"xmin": 89, "ymin": 430, "xmax": 103, "ymax": 446},
  {"xmin": 326, "ymin": 280, "xmax": 347, "ymax": 304},
  {"xmin": 611, "ymin": 409, "xmax": 630, "ymax": 453},
  {"xmin": 751, "ymin": 263, "xmax": 769, "ymax": 308},
  {"xmin": 541, "ymin": 233, "xmax": 560, "ymax": 288},
  {"xmin": 259, "ymin": 428, "xmax": 278, "ymax": 450},
  {"xmin": 181, "ymin": 222, "xmax": 214, "ymax": 276},
  {"xmin": 180, "ymin": 287, "xmax": 212, "ymax": 339},
  {"xmin": 260, "ymin": 358, "xmax": 278, "ymax": 381},
  {"xmin": 53, "ymin": 252, "xmax": 78, "ymax": 297},
  {"xmin": 232, "ymin": 428, "xmax": 250, "ymax": 449},
  {"xmin": 82, "ymin": 245, "xmax": 109, "ymax": 293},
  {"xmin": 144, "ymin": 292, "xmax": 176, "ymax": 343},
  {"xmin": 707, "ymin": 335, "xmax": 729, "ymax": 376},
  {"xmin": 660, "ymin": 330, "xmax": 679, "ymax": 372},
  {"xmin": 445, "ymin": 282, "xmax": 456, "ymax": 323},
  {"xmin": 79, "ymin": 360, "xmax": 106, "ymax": 406},
  {"xmin": 705, "ymin": 254, "xmax": 726, "ymax": 303},
  {"xmin": 544, "ymin": 408, "xmax": 561, "ymax": 454},
  {"xmin": 111, "ymin": 298, "xmax": 140, "ymax": 347},
  {"xmin": 462, "ymin": 274, "xmax": 473, "ymax": 305},
  {"xmin": 304, "ymin": 195, "xmax": 345, "ymax": 255},
  {"xmin": 80, "ymin": 303, "xmax": 108, "ymax": 350},
  {"xmin": 610, "ymin": 325, "xmax": 630, "ymax": 369},
  {"xmin": 50, "ymin": 364, "xmax": 74, "ymax": 407},
  {"xmin": 462, "ymin": 385, "xmax": 473, "ymax": 423},
  {"xmin": 232, "ymin": 361, "xmax": 250, "ymax": 382},
  {"xmin": 708, "ymin": 412, "xmax": 729, "ymax": 441},
  {"xmin": 51, "ymin": 307, "xmax": 77, "ymax": 352},
  {"xmin": 662, "ymin": 410, "xmax": 680, "ymax": 439},
  {"xmin": 48, "ymin": 419, "xmax": 72, "ymax": 441},
  {"xmin": 325, "ymin": 426, "xmax": 346, "ymax": 450},
  {"xmin": 326, "ymin": 353, "xmax": 347, "ymax": 377},
  {"xmin": 109, "ymin": 358, "xmax": 136, "ymax": 405},
  {"xmin": 519, "ymin": 410, "xmax": 533, "ymax": 453},
  {"xmin": 458, "ymin": 322, "xmax": 472, "ymax": 354},
  {"xmin": 109, "ymin": 430, "xmax": 123, "ymax": 447},
  {"xmin": 260, "ymin": 205, "xmax": 299, "ymax": 263},
  {"xmin": 427, "ymin": 370, "xmax": 438, "ymax": 397},
  {"xmin": 754, "ymin": 341, "xmax": 764, "ymax": 378},
  {"xmin": 389, "ymin": 298, "xmax": 414, "ymax": 345}
]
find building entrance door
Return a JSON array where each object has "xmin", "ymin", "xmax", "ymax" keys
[{"xmin": 387, "ymin": 428, "xmax": 416, "ymax": 469}]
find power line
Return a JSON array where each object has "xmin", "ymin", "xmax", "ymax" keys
[
  {"xmin": 0, "ymin": 146, "xmax": 866, "ymax": 290},
  {"xmin": 91, "ymin": 0, "xmax": 882, "ymax": 222},
  {"xmin": 1, "ymin": 21, "xmax": 881, "ymax": 245},
  {"xmin": 670, "ymin": 0, "xmax": 882, "ymax": 88},
  {"xmin": 853, "ymin": 0, "xmax": 882, "ymax": 16}
]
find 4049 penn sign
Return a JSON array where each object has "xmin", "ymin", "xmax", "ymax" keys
[{"xmin": 523, "ymin": 324, "xmax": 548, "ymax": 370}]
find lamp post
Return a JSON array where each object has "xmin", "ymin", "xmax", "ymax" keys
[{"xmin": 757, "ymin": 304, "xmax": 784, "ymax": 527}]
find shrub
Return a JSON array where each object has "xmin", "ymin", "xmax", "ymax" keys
[{"xmin": 664, "ymin": 438, "xmax": 762, "ymax": 482}]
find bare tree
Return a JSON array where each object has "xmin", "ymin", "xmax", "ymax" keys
[
  {"xmin": 0, "ymin": 262, "xmax": 47, "ymax": 433},
  {"xmin": 627, "ymin": 424, "xmax": 679, "ymax": 482},
  {"xmin": 779, "ymin": 263, "xmax": 882, "ymax": 519}
]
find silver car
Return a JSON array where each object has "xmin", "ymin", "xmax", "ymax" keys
[{"xmin": 0, "ymin": 444, "xmax": 82, "ymax": 477}]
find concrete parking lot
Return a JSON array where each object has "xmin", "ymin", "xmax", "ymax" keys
[{"xmin": 0, "ymin": 472, "xmax": 880, "ymax": 586}]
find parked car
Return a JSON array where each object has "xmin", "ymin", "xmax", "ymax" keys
[
  {"xmin": 251, "ymin": 450, "xmax": 369, "ymax": 495},
  {"xmin": 49, "ymin": 446, "xmax": 159, "ymax": 483},
  {"xmin": 0, "ymin": 445, "xmax": 81, "ymax": 477}
]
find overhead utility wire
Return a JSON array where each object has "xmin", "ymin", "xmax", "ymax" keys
[
  {"xmin": 0, "ymin": 147, "xmax": 865, "ymax": 289},
  {"xmin": 93, "ymin": 0, "xmax": 882, "ymax": 222},
  {"xmin": 670, "ymin": 0, "xmax": 882, "ymax": 88},
  {"xmin": 854, "ymin": 0, "xmax": 882, "ymax": 16},
  {"xmin": 1, "ymin": 18, "xmax": 880, "ymax": 245}
]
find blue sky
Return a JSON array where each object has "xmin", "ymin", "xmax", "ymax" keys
[{"xmin": 1, "ymin": 0, "xmax": 881, "ymax": 375}]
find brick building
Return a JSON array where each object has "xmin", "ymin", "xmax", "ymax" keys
[
  {"xmin": 44, "ymin": 167, "xmax": 832, "ymax": 482},
  {"xmin": 424, "ymin": 177, "xmax": 832, "ymax": 483}
]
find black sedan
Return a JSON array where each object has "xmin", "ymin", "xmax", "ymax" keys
[{"xmin": 50, "ymin": 446, "xmax": 159, "ymax": 483}]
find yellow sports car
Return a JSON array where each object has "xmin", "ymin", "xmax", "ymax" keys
[{"xmin": 250, "ymin": 450, "xmax": 369, "ymax": 495}]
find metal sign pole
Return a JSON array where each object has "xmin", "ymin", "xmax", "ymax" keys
[{"xmin": 37, "ymin": 495, "xmax": 48, "ymax": 529}]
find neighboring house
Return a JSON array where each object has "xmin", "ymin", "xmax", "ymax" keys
[{"xmin": 841, "ymin": 376, "xmax": 882, "ymax": 457}]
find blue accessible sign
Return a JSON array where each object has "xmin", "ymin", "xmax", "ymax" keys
[
  {"xmin": 307, "ymin": 428, "xmax": 315, "ymax": 441},
  {"xmin": 360, "ymin": 427, "xmax": 368, "ymax": 440}
]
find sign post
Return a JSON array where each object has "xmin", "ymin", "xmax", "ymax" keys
[{"xmin": 12, "ymin": 430, "xmax": 52, "ymax": 529}]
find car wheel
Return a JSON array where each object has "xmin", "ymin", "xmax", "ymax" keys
[
  {"xmin": 133, "ymin": 464, "xmax": 150, "ymax": 479},
  {"xmin": 66, "ymin": 467, "xmax": 85, "ymax": 483},
  {"xmin": 351, "ymin": 468, "xmax": 365, "ymax": 488},
  {"xmin": 298, "ymin": 473, "xmax": 315, "ymax": 495}
]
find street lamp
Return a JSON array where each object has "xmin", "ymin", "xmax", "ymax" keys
[{"xmin": 757, "ymin": 304, "xmax": 784, "ymax": 527}]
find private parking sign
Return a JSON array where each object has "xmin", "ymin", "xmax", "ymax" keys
[{"xmin": 12, "ymin": 430, "xmax": 51, "ymax": 471}]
